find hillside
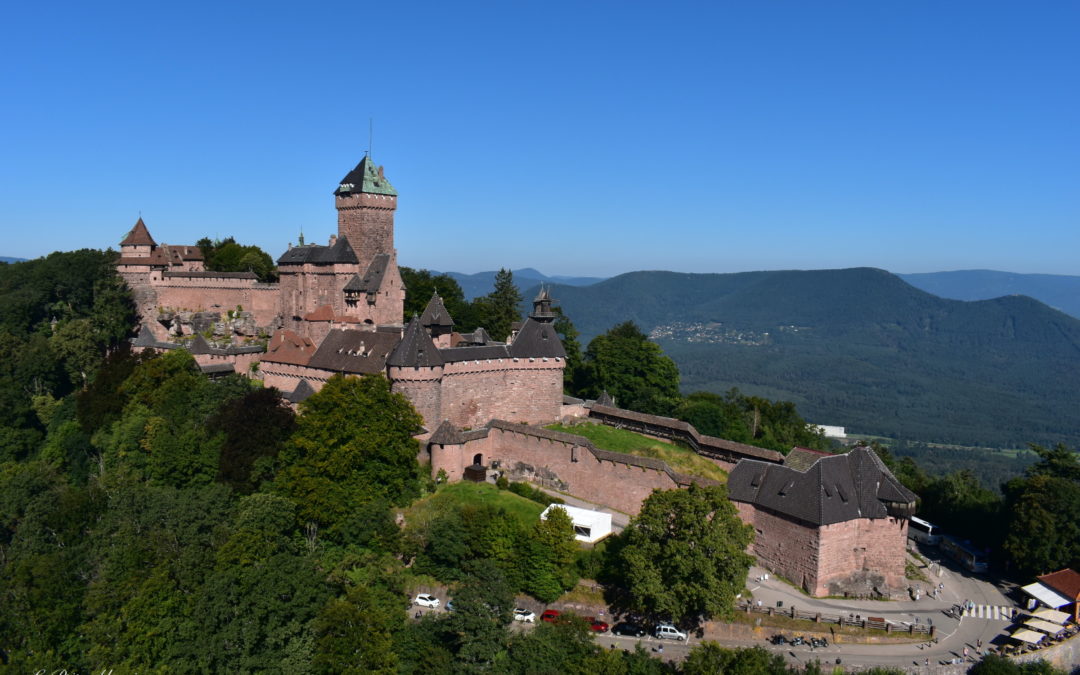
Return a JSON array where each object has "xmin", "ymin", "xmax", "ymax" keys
[
  {"xmin": 900, "ymin": 269, "xmax": 1080, "ymax": 320},
  {"xmin": 535, "ymin": 268, "xmax": 1080, "ymax": 448}
]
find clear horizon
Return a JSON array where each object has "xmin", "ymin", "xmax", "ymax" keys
[{"xmin": 2, "ymin": 1, "xmax": 1077, "ymax": 277}]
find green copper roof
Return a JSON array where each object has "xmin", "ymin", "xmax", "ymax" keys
[{"xmin": 335, "ymin": 155, "xmax": 397, "ymax": 196}]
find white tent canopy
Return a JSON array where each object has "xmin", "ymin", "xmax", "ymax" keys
[
  {"xmin": 1024, "ymin": 618, "xmax": 1066, "ymax": 635},
  {"xmin": 1032, "ymin": 608, "xmax": 1071, "ymax": 624},
  {"xmin": 541, "ymin": 504, "xmax": 613, "ymax": 544},
  {"xmin": 1010, "ymin": 629, "xmax": 1045, "ymax": 645},
  {"xmin": 1021, "ymin": 582, "xmax": 1072, "ymax": 609}
]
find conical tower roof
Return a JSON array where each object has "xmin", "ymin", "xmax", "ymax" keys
[
  {"xmin": 420, "ymin": 293, "xmax": 455, "ymax": 328},
  {"xmin": 120, "ymin": 217, "xmax": 156, "ymax": 246},
  {"xmin": 335, "ymin": 155, "xmax": 397, "ymax": 196},
  {"xmin": 387, "ymin": 316, "xmax": 444, "ymax": 367}
]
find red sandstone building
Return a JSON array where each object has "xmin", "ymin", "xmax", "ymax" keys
[{"xmin": 727, "ymin": 446, "xmax": 916, "ymax": 598}]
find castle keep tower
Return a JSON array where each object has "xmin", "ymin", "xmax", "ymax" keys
[{"xmin": 335, "ymin": 155, "xmax": 397, "ymax": 273}]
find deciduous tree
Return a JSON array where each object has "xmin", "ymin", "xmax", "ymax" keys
[{"xmin": 618, "ymin": 483, "xmax": 753, "ymax": 625}]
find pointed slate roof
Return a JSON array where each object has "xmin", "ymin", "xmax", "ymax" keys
[
  {"xmin": 727, "ymin": 446, "xmax": 917, "ymax": 526},
  {"xmin": 335, "ymin": 156, "xmax": 397, "ymax": 196},
  {"xmin": 387, "ymin": 317, "xmax": 444, "ymax": 367},
  {"xmin": 429, "ymin": 420, "xmax": 467, "ymax": 445},
  {"xmin": 420, "ymin": 293, "xmax": 455, "ymax": 328},
  {"xmin": 277, "ymin": 236, "xmax": 360, "ymax": 265},
  {"xmin": 509, "ymin": 317, "xmax": 565, "ymax": 359},
  {"xmin": 120, "ymin": 218, "xmax": 156, "ymax": 246},
  {"xmin": 189, "ymin": 334, "xmax": 213, "ymax": 354}
]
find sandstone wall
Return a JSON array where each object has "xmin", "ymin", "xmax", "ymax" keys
[
  {"xmin": 389, "ymin": 366, "xmax": 444, "ymax": 430},
  {"xmin": 440, "ymin": 358, "xmax": 563, "ymax": 429},
  {"xmin": 152, "ymin": 278, "xmax": 279, "ymax": 328},
  {"xmin": 818, "ymin": 516, "xmax": 909, "ymax": 596},
  {"xmin": 739, "ymin": 504, "xmax": 822, "ymax": 593},
  {"xmin": 436, "ymin": 426, "xmax": 685, "ymax": 515},
  {"xmin": 336, "ymin": 192, "xmax": 396, "ymax": 271}
]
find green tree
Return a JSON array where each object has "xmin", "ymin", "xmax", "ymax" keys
[
  {"xmin": 682, "ymin": 643, "xmax": 788, "ymax": 675},
  {"xmin": 400, "ymin": 266, "xmax": 471, "ymax": 325},
  {"xmin": 553, "ymin": 307, "xmax": 585, "ymax": 395},
  {"xmin": 314, "ymin": 583, "xmax": 404, "ymax": 674},
  {"xmin": 275, "ymin": 374, "xmax": 423, "ymax": 537},
  {"xmin": 447, "ymin": 558, "xmax": 516, "ymax": 672},
  {"xmin": 581, "ymin": 321, "xmax": 681, "ymax": 415},
  {"xmin": 505, "ymin": 613, "xmax": 597, "ymax": 674},
  {"xmin": 618, "ymin": 483, "xmax": 753, "ymax": 625},
  {"xmin": 524, "ymin": 505, "xmax": 579, "ymax": 602},
  {"xmin": 211, "ymin": 386, "xmax": 296, "ymax": 494},
  {"xmin": 474, "ymin": 268, "xmax": 522, "ymax": 342}
]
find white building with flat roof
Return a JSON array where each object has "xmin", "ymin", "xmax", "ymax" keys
[{"xmin": 541, "ymin": 504, "xmax": 613, "ymax": 543}]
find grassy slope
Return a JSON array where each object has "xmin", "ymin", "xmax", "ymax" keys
[
  {"xmin": 404, "ymin": 481, "xmax": 545, "ymax": 532},
  {"xmin": 546, "ymin": 421, "xmax": 728, "ymax": 483}
]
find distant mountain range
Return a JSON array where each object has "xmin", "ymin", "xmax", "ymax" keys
[
  {"xmin": 0, "ymin": 257, "xmax": 26, "ymax": 264},
  {"xmin": 527, "ymin": 268, "xmax": 1080, "ymax": 449},
  {"xmin": 436, "ymin": 268, "xmax": 607, "ymax": 300},
  {"xmin": 899, "ymin": 270, "xmax": 1080, "ymax": 320}
]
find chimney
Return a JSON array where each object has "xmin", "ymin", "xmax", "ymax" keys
[{"xmin": 329, "ymin": 234, "xmax": 338, "ymax": 246}]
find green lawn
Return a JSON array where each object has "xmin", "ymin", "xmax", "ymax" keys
[
  {"xmin": 405, "ymin": 481, "xmax": 545, "ymax": 531},
  {"xmin": 546, "ymin": 421, "xmax": 728, "ymax": 483}
]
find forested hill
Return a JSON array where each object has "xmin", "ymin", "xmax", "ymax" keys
[{"xmin": 536, "ymin": 267, "xmax": 1080, "ymax": 448}]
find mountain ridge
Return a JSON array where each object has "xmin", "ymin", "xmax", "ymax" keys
[{"xmin": 527, "ymin": 268, "xmax": 1080, "ymax": 448}]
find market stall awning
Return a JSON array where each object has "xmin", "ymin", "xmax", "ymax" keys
[
  {"xmin": 1010, "ymin": 629, "xmax": 1045, "ymax": 644},
  {"xmin": 1032, "ymin": 608, "xmax": 1070, "ymax": 624},
  {"xmin": 1022, "ymin": 582, "xmax": 1072, "ymax": 609},
  {"xmin": 1024, "ymin": 618, "xmax": 1066, "ymax": 635}
]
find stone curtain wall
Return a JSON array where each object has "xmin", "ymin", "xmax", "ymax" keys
[
  {"xmin": 440, "ymin": 358, "xmax": 563, "ymax": 429},
  {"xmin": 154, "ymin": 278, "xmax": 280, "ymax": 328},
  {"xmin": 430, "ymin": 424, "xmax": 688, "ymax": 515}
]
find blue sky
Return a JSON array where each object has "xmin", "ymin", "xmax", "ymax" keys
[{"xmin": 2, "ymin": 1, "xmax": 1077, "ymax": 277}]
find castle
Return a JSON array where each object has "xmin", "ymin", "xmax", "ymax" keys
[
  {"xmin": 117, "ymin": 155, "xmax": 566, "ymax": 432},
  {"xmin": 116, "ymin": 155, "xmax": 914, "ymax": 598}
]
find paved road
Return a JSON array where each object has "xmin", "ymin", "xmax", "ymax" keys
[{"xmin": 740, "ymin": 552, "xmax": 1016, "ymax": 670}]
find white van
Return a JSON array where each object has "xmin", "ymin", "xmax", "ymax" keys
[{"xmin": 655, "ymin": 623, "xmax": 687, "ymax": 641}]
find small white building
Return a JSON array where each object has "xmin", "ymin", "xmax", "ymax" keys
[{"xmin": 541, "ymin": 504, "xmax": 613, "ymax": 544}]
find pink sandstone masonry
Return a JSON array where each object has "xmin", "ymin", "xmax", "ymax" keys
[
  {"xmin": 735, "ymin": 501, "xmax": 909, "ymax": 597},
  {"xmin": 429, "ymin": 422, "xmax": 708, "ymax": 515}
]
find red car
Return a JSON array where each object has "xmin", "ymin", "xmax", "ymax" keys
[
  {"xmin": 587, "ymin": 617, "xmax": 609, "ymax": 633},
  {"xmin": 540, "ymin": 609, "xmax": 561, "ymax": 623}
]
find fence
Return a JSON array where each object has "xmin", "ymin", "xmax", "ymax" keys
[{"xmin": 738, "ymin": 601, "xmax": 936, "ymax": 636}]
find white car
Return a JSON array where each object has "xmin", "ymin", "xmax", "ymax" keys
[
  {"xmin": 513, "ymin": 608, "xmax": 536, "ymax": 623},
  {"xmin": 655, "ymin": 623, "xmax": 687, "ymax": 641},
  {"xmin": 413, "ymin": 594, "xmax": 440, "ymax": 609}
]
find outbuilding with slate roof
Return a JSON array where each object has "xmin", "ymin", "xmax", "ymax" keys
[{"xmin": 728, "ymin": 446, "xmax": 916, "ymax": 598}]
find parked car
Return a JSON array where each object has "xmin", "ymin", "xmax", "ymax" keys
[
  {"xmin": 513, "ymin": 608, "xmax": 536, "ymax": 623},
  {"xmin": 587, "ymin": 617, "xmax": 609, "ymax": 633},
  {"xmin": 655, "ymin": 623, "xmax": 687, "ymax": 641},
  {"xmin": 413, "ymin": 594, "xmax": 440, "ymax": 609},
  {"xmin": 612, "ymin": 622, "xmax": 648, "ymax": 638},
  {"xmin": 540, "ymin": 609, "xmax": 561, "ymax": 623},
  {"xmin": 445, "ymin": 600, "xmax": 455, "ymax": 612}
]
